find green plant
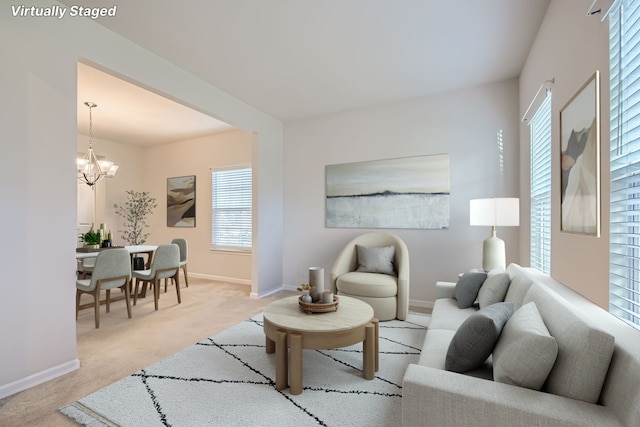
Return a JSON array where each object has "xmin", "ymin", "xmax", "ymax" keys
[
  {"xmin": 81, "ymin": 229, "xmax": 101, "ymax": 245},
  {"xmin": 113, "ymin": 190, "xmax": 158, "ymax": 245}
]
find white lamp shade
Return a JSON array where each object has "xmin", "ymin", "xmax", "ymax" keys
[{"xmin": 470, "ymin": 198, "xmax": 519, "ymax": 227}]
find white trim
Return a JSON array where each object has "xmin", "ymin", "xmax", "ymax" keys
[
  {"xmin": 188, "ymin": 272, "xmax": 251, "ymax": 286},
  {"xmin": 0, "ymin": 359, "xmax": 80, "ymax": 400}
]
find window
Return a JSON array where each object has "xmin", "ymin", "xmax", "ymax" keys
[
  {"xmin": 211, "ymin": 167, "xmax": 252, "ymax": 250},
  {"xmin": 610, "ymin": 0, "xmax": 640, "ymax": 329},
  {"xmin": 529, "ymin": 95, "xmax": 552, "ymax": 274}
]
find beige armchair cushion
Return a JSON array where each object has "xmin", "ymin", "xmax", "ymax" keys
[{"xmin": 336, "ymin": 271, "xmax": 397, "ymax": 297}]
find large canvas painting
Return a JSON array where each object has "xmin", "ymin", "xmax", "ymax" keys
[
  {"xmin": 167, "ymin": 175, "xmax": 196, "ymax": 227},
  {"xmin": 326, "ymin": 154, "xmax": 450, "ymax": 229},
  {"xmin": 560, "ymin": 71, "xmax": 600, "ymax": 236}
]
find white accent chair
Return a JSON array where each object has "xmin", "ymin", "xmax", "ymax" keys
[
  {"xmin": 76, "ymin": 248, "xmax": 132, "ymax": 328},
  {"xmin": 330, "ymin": 232, "xmax": 410, "ymax": 321},
  {"xmin": 133, "ymin": 243, "xmax": 181, "ymax": 311}
]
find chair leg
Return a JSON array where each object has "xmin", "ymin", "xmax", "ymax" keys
[
  {"xmin": 164, "ymin": 277, "xmax": 168, "ymax": 293},
  {"xmin": 183, "ymin": 264, "xmax": 188, "ymax": 287},
  {"xmin": 153, "ymin": 279, "xmax": 159, "ymax": 311},
  {"xmin": 133, "ymin": 278, "xmax": 140, "ymax": 306},
  {"xmin": 76, "ymin": 289, "xmax": 81, "ymax": 321},
  {"xmin": 106, "ymin": 289, "xmax": 111, "ymax": 313},
  {"xmin": 93, "ymin": 287, "xmax": 100, "ymax": 329},
  {"xmin": 175, "ymin": 273, "xmax": 181, "ymax": 304},
  {"xmin": 124, "ymin": 280, "xmax": 132, "ymax": 319}
]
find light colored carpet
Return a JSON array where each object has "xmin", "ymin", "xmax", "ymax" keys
[
  {"xmin": 0, "ymin": 278, "xmax": 286, "ymax": 426},
  {"xmin": 61, "ymin": 313, "xmax": 429, "ymax": 426}
]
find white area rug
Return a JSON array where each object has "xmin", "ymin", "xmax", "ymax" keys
[{"xmin": 61, "ymin": 312, "xmax": 428, "ymax": 426}]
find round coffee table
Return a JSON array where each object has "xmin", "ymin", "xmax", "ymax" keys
[{"xmin": 263, "ymin": 295, "xmax": 379, "ymax": 395}]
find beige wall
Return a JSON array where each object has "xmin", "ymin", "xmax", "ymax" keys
[
  {"xmin": 143, "ymin": 130, "xmax": 253, "ymax": 283},
  {"xmin": 78, "ymin": 130, "xmax": 254, "ymax": 283},
  {"xmin": 519, "ymin": 0, "xmax": 610, "ymax": 308}
]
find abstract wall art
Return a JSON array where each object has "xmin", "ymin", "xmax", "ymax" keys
[
  {"xmin": 167, "ymin": 175, "xmax": 196, "ymax": 227},
  {"xmin": 560, "ymin": 71, "xmax": 600, "ymax": 236},
  {"xmin": 326, "ymin": 154, "xmax": 450, "ymax": 229}
]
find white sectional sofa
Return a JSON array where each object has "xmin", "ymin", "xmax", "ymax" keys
[{"xmin": 402, "ymin": 263, "xmax": 640, "ymax": 426}]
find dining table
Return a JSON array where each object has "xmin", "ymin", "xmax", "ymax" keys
[{"xmin": 76, "ymin": 245, "xmax": 158, "ymax": 269}]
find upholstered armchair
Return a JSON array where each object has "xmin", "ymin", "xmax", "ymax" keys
[{"xmin": 330, "ymin": 232, "xmax": 410, "ymax": 321}]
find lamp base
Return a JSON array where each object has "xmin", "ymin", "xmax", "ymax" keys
[{"xmin": 482, "ymin": 229, "xmax": 506, "ymax": 272}]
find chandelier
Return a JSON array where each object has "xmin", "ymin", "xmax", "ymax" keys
[{"xmin": 77, "ymin": 102, "xmax": 119, "ymax": 187}]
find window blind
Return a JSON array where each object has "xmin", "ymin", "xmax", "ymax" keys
[
  {"xmin": 529, "ymin": 95, "xmax": 552, "ymax": 274},
  {"xmin": 610, "ymin": 0, "xmax": 640, "ymax": 329},
  {"xmin": 211, "ymin": 167, "xmax": 252, "ymax": 250}
]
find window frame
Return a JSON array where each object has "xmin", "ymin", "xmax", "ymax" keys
[
  {"xmin": 529, "ymin": 94, "xmax": 553, "ymax": 274},
  {"xmin": 210, "ymin": 165, "xmax": 253, "ymax": 252}
]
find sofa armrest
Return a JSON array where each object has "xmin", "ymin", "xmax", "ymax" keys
[
  {"xmin": 402, "ymin": 364, "xmax": 622, "ymax": 427},
  {"xmin": 435, "ymin": 281, "xmax": 456, "ymax": 300}
]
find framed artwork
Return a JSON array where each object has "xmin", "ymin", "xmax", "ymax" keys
[
  {"xmin": 560, "ymin": 71, "xmax": 600, "ymax": 236},
  {"xmin": 325, "ymin": 154, "xmax": 450, "ymax": 229},
  {"xmin": 167, "ymin": 175, "xmax": 196, "ymax": 227}
]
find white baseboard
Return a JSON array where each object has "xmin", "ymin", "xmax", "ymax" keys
[
  {"xmin": 189, "ymin": 272, "xmax": 251, "ymax": 286},
  {"xmin": 0, "ymin": 358, "xmax": 80, "ymax": 400},
  {"xmin": 409, "ymin": 298, "xmax": 434, "ymax": 311}
]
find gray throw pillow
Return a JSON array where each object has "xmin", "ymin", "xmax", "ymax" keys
[
  {"xmin": 455, "ymin": 271, "xmax": 487, "ymax": 308},
  {"xmin": 493, "ymin": 302, "xmax": 558, "ymax": 391},
  {"xmin": 356, "ymin": 244, "xmax": 396, "ymax": 276},
  {"xmin": 445, "ymin": 302, "xmax": 514, "ymax": 373},
  {"xmin": 478, "ymin": 272, "xmax": 511, "ymax": 309}
]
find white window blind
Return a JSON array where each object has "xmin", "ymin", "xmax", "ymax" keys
[
  {"xmin": 610, "ymin": 0, "xmax": 640, "ymax": 329},
  {"xmin": 211, "ymin": 167, "xmax": 252, "ymax": 250},
  {"xmin": 529, "ymin": 95, "xmax": 552, "ymax": 274}
]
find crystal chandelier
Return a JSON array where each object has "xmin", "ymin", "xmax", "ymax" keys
[{"xmin": 77, "ymin": 102, "xmax": 119, "ymax": 186}]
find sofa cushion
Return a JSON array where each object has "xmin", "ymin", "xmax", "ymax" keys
[
  {"xmin": 523, "ymin": 283, "xmax": 615, "ymax": 404},
  {"xmin": 356, "ymin": 244, "xmax": 396, "ymax": 275},
  {"xmin": 478, "ymin": 272, "xmax": 511, "ymax": 309},
  {"xmin": 504, "ymin": 264, "xmax": 536, "ymax": 310},
  {"xmin": 336, "ymin": 271, "xmax": 397, "ymax": 297},
  {"xmin": 445, "ymin": 302, "xmax": 514, "ymax": 373},
  {"xmin": 455, "ymin": 271, "xmax": 487, "ymax": 308},
  {"xmin": 493, "ymin": 302, "xmax": 558, "ymax": 390},
  {"xmin": 429, "ymin": 298, "xmax": 478, "ymax": 331}
]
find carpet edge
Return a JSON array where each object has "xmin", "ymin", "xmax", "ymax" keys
[{"xmin": 60, "ymin": 402, "xmax": 119, "ymax": 427}]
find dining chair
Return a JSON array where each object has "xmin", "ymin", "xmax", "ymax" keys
[
  {"xmin": 133, "ymin": 243, "xmax": 180, "ymax": 311},
  {"xmin": 173, "ymin": 238, "xmax": 189, "ymax": 287},
  {"xmin": 78, "ymin": 256, "xmax": 96, "ymax": 279},
  {"xmin": 76, "ymin": 248, "xmax": 132, "ymax": 328},
  {"xmin": 165, "ymin": 238, "xmax": 189, "ymax": 291}
]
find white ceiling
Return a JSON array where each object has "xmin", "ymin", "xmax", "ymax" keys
[
  {"xmin": 73, "ymin": 0, "xmax": 550, "ymax": 145},
  {"xmin": 77, "ymin": 63, "xmax": 235, "ymax": 146}
]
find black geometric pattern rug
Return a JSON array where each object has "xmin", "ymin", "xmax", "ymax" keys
[{"xmin": 60, "ymin": 312, "xmax": 428, "ymax": 427}]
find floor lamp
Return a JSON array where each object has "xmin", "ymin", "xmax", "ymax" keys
[{"xmin": 470, "ymin": 198, "xmax": 520, "ymax": 272}]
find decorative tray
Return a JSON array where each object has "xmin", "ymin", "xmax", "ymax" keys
[{"xmin": 298, "ymin": 296, "xmax": 339, "ymax": 314}]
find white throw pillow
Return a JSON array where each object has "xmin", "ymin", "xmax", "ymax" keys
[{"xmin": 493, "ymin": 302, "xmax": 558, "ymax": 391}]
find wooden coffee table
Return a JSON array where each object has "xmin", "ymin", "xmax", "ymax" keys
[{"xmin": 263, "ymin": 295, "xmax": 379, "ymax": 395}]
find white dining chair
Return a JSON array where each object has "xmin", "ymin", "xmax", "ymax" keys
[
  {"xmin": 76, "ymin": 248, "xmax": 132, "ymax": 328},
  {"xmin": 133, "ymin": 243, "xmax": 180, "ymax": 311},
  {"xmin": 165, "ymin": 238, "xmax": 189, "ymax": 292}
]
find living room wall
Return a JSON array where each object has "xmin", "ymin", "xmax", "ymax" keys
[
  {"xmin": 1, "ymin": 1, "xmax": 283, "ymax": 399},
  {"xmin": 283, "ymin": 79, "xmax": 521, "ymax": 307},
  {"xmin": 518, "ymin": 0, "xmax": 610, "ymax": 308}
]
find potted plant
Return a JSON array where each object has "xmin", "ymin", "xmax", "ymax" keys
[
  {"xmin": 81, "ymin": 229, "xmax": 102, "ymax": 249},
  {"xmin": 114, "ymin": 190, "xmax": 157, "ymax": 269}
]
